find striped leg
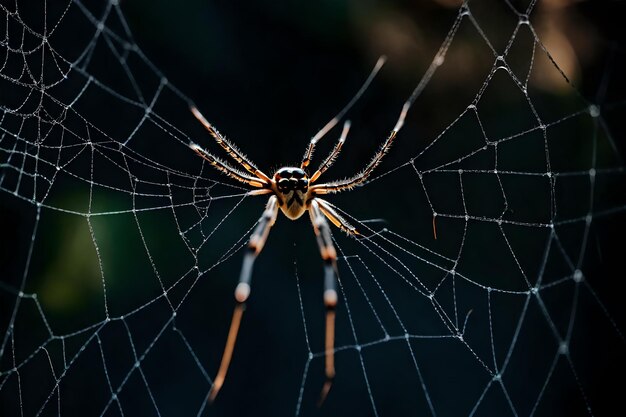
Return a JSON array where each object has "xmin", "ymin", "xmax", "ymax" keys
[
  {"xmin": 208, "ymin": 196, "xmax": 279, "ymax": 402},
  {"xmin": 309, "ymin": 200, "xmax": 339, "ymax": 404}
]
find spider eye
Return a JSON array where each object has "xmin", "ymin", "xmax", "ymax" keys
[
  {"xmin": 276, "ymin": 176, "xmax": 309, "ymax": 193},
  {"xmin": 277, "ymin": 178, "xmax": 291, "ymax": 192},
  {"xmin": 275, "ymin": 168, "xmax": 309, "ymax": 192}
]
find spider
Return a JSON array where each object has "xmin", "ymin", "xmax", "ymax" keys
[{"xmin": 189, "ymin": 57, "xmax": 409, "ymax": 403}]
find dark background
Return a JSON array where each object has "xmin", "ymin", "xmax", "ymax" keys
[{"xmin": 1, "ymin": 0, "xmax": 625, "ymax": 416}]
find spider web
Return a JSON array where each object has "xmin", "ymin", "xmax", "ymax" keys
[{"xmin": 1, "ymin": 0, "xmax": 625, "ymax": 416}]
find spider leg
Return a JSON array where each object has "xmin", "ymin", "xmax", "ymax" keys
[
  {"xmin": 190, "ymin": 143, "xmax": 268, "ymax": 188},
  {"xmin": 310, "ymin": 130, "xmax": 397, "ymax": 194},
  {"xmin": 309, "ymin": 121, "xmax": 351, "ymax": 183},
  {"xmin": 309, "ymin": 200, "xmax": 339, "ymax": 404},
  {"xmin": 301, "ymin": 56, "xmax": 386, "ymax": 169},
  {"xmin": 247, "ymin": 188, "xmax": 274, "ymax": 196},
  {"xmin": 208, "ymin": 195, "xmax": 279, "ymax": 402},
  {"xmin": 310, "ymin": 98, "xmax": 411, "ymax": 194},
  {"xmin": 191, "ymin": 106, "xmax": 272, "ymax": 183},
  {"xmin": 314, "ymin": 198, "xmax": 359, "ymax": 235}
]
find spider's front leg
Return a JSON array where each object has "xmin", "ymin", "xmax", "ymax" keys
[
  {"xmin": 208, "ymin": 195, "xmax": 279, "ymax": 402},
  {"xmin": 309, "ymin": 199, "xmax": 339, "ymax": 404}
]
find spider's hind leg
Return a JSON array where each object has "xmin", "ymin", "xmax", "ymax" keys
[
  {"xmin": 208, "ymin": 195, "xmax": 279, "ymax": 403},
  {"xmin": 309, "ymin": 200, "xmax": 340, "ymax": 405},
  {"xmin": 315, "ymin": 198, "xmax": 359, "ymax": 236}
]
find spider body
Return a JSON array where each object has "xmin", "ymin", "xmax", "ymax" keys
[
  {"xmin": 273, "ymin": 167, "xmax": 310, "ymax": 219},
  {"xmin": 188, "ymin": 56, "xmax": 408, "ymax": 404}
]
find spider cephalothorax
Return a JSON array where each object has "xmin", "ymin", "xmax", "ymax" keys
[
  {"xmin": 273, "ymin": 167, "xmax": 310, "ymax": 219},
  {"xmin": 188, "ymin": 56, "xmax": 408, "ymax": 404}
]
